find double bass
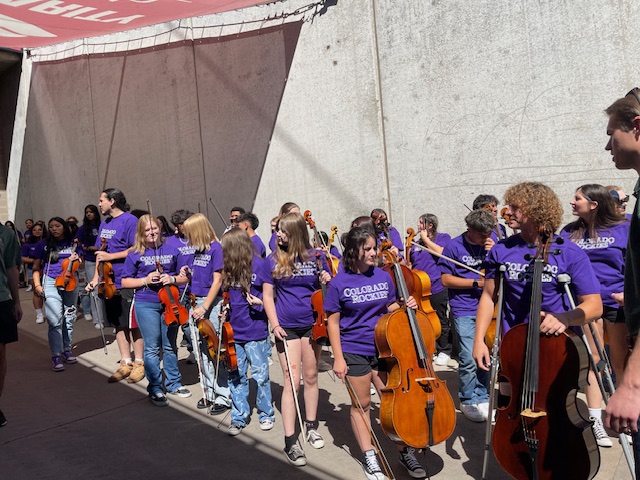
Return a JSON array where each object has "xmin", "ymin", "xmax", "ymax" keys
[
  {"xmin": 375, "ymin": 248, "xmax": 456, "ymax": 448},
  {"xmin": 492, "ymin": 229, "xmax": 599, "ymax": 479}
]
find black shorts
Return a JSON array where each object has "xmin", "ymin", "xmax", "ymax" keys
[
  {"xmin": 274, "ymin": 326, "xmax": 313, "ymax": 343},
  {"xmin": 344, "ymin": 352, "xmax": 379, "ymax": 377},
  {"xmin": 603, "ymin": 305, "xmax": 625, "ymax": 324},
  {"xmin": 104, "ymin": 289, "xmax": 134, "ymax": 328},
  {"xmin": 0, "ymin": 300, "xmax": 18, "ymax": 344}
]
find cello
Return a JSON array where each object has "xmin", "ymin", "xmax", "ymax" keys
[
  {"xmin": 374, "ymin": 247, "xmax": 456, "ymax": 448},
  {"xmin": 492, "ymin": 229, "xmax": 599, "ymax": 480}
]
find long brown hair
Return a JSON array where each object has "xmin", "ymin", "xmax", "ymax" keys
[
  {"xmin": 565, "ymin": 184, "xmax": 627, "ymax": 240},
  {"xmin": 221, "ymin": 228, "xmax": 254, "ymax": 293},
  {"xmin": 273, "ymin": 212, "xmax": 312, "ymax": 279}
]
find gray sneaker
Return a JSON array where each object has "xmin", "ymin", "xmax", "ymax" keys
[
  {"xmin": 284, "ymin": 442, "xmax": 307, "ymax": 467},
  {"xmin": 362, "ymin": 449, "xmax": 387, "ymax": 480},
  {"xmin": 306, "ymin": 429, "xmax": 325, "ymax": 449},
  {"xmin": 149, "ymin": 393, "xmax": 169, "ymax": 407},
  {"xmin": 399, "ymin": 447, "xmax": 427, "ymax": 479},
  {"xmin": 228, "ymin": 424, "xmax": 244, "ymax": 436}
]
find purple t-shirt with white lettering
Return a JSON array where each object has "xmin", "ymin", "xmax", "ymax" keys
[
  {"xmin": 165, "ymin": 234, "xmax": 196, "ymax": 265},
  {"xmin": 228, "ymin": 256, "xmax": 269, "ymax": 342},
  {"xmin": 410, "ymin": 232, "xmax": 452, "ymax": 295},
  {"xmin": 324, "ymin": 266, "xmax": 396, "ymax": 356},
  {"xmin": 559, "ymin": 221, "xmax": 629, "ymax": 308},
  {"xmin": 263, "ymin": 250, "xmax": 327, "ymax": 328},
  {"xmin": 439, "ymin": 234, "xmax": 487, "ymax": 317},
  {"xmin": 96, "ymin": 212, "xmax": 137, "ymax": 288},
  {"xmin": 122, "ymin": 243, "xmax": 185, "ymax": 303},
  {"xmin": 251, "ymin": 235, "xmax": 267, "ymax": 259},
  {"xmin": 34, "ymin": 239, "xmax": 83, "ymax": 279},
  {"xmin": 485, "ymin": 234, "xmax": 600, "ymax": 333},
  {"xmin": 188, "ymin": 241, "xmax": 223, "ymax": 297}
]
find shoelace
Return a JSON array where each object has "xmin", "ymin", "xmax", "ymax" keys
[
  {"xmin": 289, "ymin": 444, "xmax": 304, "ymax": 459},
  {"xmin": 591, "ymin": 418, "xmax": 608, "ymax": 439},
  {"xmin": 401, "ymin": 448, "xmax": 421, "ymax": 469},
  {"xmin": 364, "ymin": 453, "xmax": 382, "ymax": 473}
]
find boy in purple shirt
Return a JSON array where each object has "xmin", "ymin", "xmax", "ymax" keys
[
  {"xmin": 439, "ymin": 209, "xmax": 495, "ymax": 423},
  {"xmin": 237, "ymin": 212, "xmax": 267, "ymax": 258}
]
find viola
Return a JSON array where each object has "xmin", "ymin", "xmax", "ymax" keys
[
  {"xmin": 492, "ymin": 229, "xmax": 599, "ymax": 479},
  {"xmin": 97, "ymin": 238, "xmax": 116, "ymax": 300},
  {"xmin": 303, "ymin": 210, "xmax": 332, "ymax": 345},
  {"xmin": 374, "ymin": 248, "xmax": 456, "ymax": 448},
  {"xmin": 55, "ymin": 239, "xmax": 79, "ymax": 291},
  {"xmin": 198, "ymin": 292, "xmax": 237, "ymax": 371}
]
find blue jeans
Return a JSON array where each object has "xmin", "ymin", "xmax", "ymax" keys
[
  {"xmin": 79, "ymin": 261, "xmax": 97, "ymax": 320},
  {"xmin": 134, "ymin": 301, "xmax": 183, "ymax": 395},
  {"xmin": 189, "ymin": 296, "xmax": 230, "ymax": 406},
  {"xmin": 229, "ymin": 339, "xmax": 274, "ymax": 426},
  {"xmin": 43, "ymin": 275, "xmax": 78, "ymax": 355},
  {"xmin": 453, "ymin": 315, "xmax": 489, "ymax": 405}
]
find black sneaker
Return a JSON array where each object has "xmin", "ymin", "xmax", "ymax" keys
[
  {"xmin": 362, "ymin": 449, "xmax": 386, "ymax": 480},
  {"xmin": 284, "ymin": 442, "xmax": 307, "ymax": 467},
  {"xmin": 149, "ymin": 392, "xmax": 169, "ymax": 407},
  {"xmin": 208, "ymin": 403, "xmax": 231, "ymax": 416},
  {"xmin": 399, "ymin": 447, "xmax": 426, "ymax": 479},
  {"xmin": 197, "ymin": 398, "xmax": 213, "ymax": 409},
  {"xmin": 168, "ymin": 387, "xmax": 192, "ymax": 398},
  {"xmin": 0, "ymin": 409, "xmax": 6, "ymax": 427}
]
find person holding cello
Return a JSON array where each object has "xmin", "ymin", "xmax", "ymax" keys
[
  {"xmin": 86, "ymin": 188, "xmax": 143, "ymax": 383},
  {"xmin": 472, "ymin": 182, "xmax": 603, "ymax": 479},
  {"xmin": 181, "ymin": 213, "xmax": 232, "ymax": 415},
  {"xmin": 325, "ymin": 226, "xmax": 427, "ymax": 480},
  {"xmin": 439, "ymin": 209, "xmax": 495, "ymax": 422},
  {"xmin": 121, "ymin": 214, "xmax": 191, "ymax": 406},
  {"xmin": 262, "ymin": 212, "xmax": 331, "ymax": 466},
  {"xmin": 220, "ymin": 228, "xmax": 275, "ymax": 435},
  {"xmin": 410, "ymin": 213, "xmax": 453, "ymax": 366},
  {"xmin": 32, "ymin": 217, "xmax": 82, "ymax": 371}
]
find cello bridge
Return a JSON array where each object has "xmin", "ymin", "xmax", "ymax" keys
[
  {"xmin": 415, "ymin": 377, "xmax": 436, "ymax": 382},
  {"xmin": 520, "ymin": 408, "xmax": 547, "ymax": 418}
]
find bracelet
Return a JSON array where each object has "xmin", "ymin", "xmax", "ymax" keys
[
  {"xmin": 172, "ymin": 276, "xmax": 176, "ymax": 284},
  {"xmin": 143, "ymin": 278, "xmax": 148, "ymax": 288}
]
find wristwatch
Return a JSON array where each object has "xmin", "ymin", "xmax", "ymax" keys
[{"xmin": 472, "ymin": 280, "xmax": 479, "ymax": 289}]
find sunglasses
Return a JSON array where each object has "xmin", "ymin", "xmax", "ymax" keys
[{"xmin": 609, "ymin": 190, "xmax": 630, "ymax": 204}]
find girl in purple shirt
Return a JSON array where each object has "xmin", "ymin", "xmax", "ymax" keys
[
  {"xmin": 32, "ymin": 217, "xmax": 83, "ymax": 371},
  {"xmin": 268, "ymin": 202, "xmax": 300, "ymax": 253},
  {"xmin": 263, "ymin": 212, "xmax": 330, "ymax": 466},
  {"xmin": 181, "ymin": 213, "xmax": 231, "ymax": 414},
  {"xmin": 561, "ymin": 183, "xmax": 630, "ymax": 447},
  {"xmin": 324, "ymin": 227, "xmax": 427, "ymax": 480},
  {"xmin": 220, "ymin": 228, "xmax": 274, "ymax": 435},
  {"xmin": 21, "ymin": 222, "xmax": 46, "ymax": 324},
  {"xmin": 121, "ymin": 215, "xmax": 190, "ymax": 407}
]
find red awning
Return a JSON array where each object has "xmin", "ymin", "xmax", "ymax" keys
[{"xmin": 0, "ymin": 0, "xmax": 271, "ymax": 50}]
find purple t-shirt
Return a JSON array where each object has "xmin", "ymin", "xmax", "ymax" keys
[
  {"xmin": 377, "ymin": 225, "xmax": 404, "ymax": 252},
  {"xmin": 251, "ymin": 235, "xmax": 267, "ymax": 259},
  {"xmin": 187, "ymin": 241, "xmax": 223, "ymax": 297},
  {"xmin": 263, "ymin": 250, "xmax": 327, "ymax": 328},
  {"xmin": 96, "ymin": 212, "xmax": 137, "ymax": 289},
  {"xmin": 228, "ymin": 256, "xmax": 269, "ymax": 342},
  {"xmin": 490, "ymin": 224, "xmax": 508, "ymax": 243},
  {"xmin": 269, "ymin": 231, "xmax": 277, "ymax": 253},
  {"xmin": 165, "ymin": 234, "xmax": 196, "ymax": 265},
  {"xmin": 324, "ymin": 266, "xmax": 396, "ymax": 356},
  {"xmin": 559, "ymin": 222, "xmax": 629, "ymax": 308},
  {"xmin": 330, "ymin": 245, "xmax": 342, "ymax": 260},
  {"xmin": 439, "ymin": 234, "xmax": 488, "ymax": 317},
  {"xmin": 122, "ymin": 243, "xmax": 185, "ymax": 303},
  {"xmin": 21, "ymin": 241, "xmax": 40, "ymax": 271},
  {"xmin": 34, "ymin": 239, "xmax": 83, "ymax": 279},
  {"xmin": 485, "ymin": 234, "xmax": 600, "ymax": 334},
  {"xmin": 410, "ymin": 232, "xmax": 452, "ymax": 295},
  {"xmin": 76, "ymin": 224, "xmax": 99, "ymax": 262}
]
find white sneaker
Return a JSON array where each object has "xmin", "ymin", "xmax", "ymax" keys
[
  {"xmin": 36, "ymin": 314, "xmax": 45, "ymax": 324},
  {"xmin": 590, "ymin": 416, "xmax": 612, "ymax": 447},
  {"xmin": 94, "ymin": 323, "xmax": 103, "ymax": 329},
  {"xmin": 362, "ymin": 449, "xmax": 388, "ymax": 480},
  {"xmin": 434, "ymin": 352, "xmax": 450, "ymax": 366},
  {"xmin": 477, "ymin": 402, "xmax": 490, "ymax": 421},
  {"xmin": 306, "ymin": 428, "xmax": 325, "ymax": 449},
  {"xmin": 460, "ymin": 403, "xmax": 485, "ymax": 422},
  {"xmin": 84, "ymin": 314, "xmax": 93, "ymax": 322},
  {"xmin": 25, "ymin": 285, "xmax": 32, "ymax": 292}
]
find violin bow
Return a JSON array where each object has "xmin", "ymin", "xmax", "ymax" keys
[
  {"xmin": 282, "ymin": 338, "xmax": 307, "ymax": 444},
  {"xmin": 410, "ymin": 242, "xmax": 485, "ymax": 277},
  {"xmin": 344, "ymin": 377, "xmax": 395, "ymax": 479},
  {"xmin": 208, "ymin": 197, "xmax": 230, "ymax": 229}
]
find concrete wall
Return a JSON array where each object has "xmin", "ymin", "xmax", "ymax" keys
[{"xmin": 18, "ymin": 0, "xmax": 639, "ymax": 242}]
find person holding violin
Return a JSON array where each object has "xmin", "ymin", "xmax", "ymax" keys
[
  {"xmin": 262, "ymin": 212, "xmax": 331, "ymax": 466},
  {"xmin": 21, "ymin": 222, "xmax": 46, "ymax": 324},
  {"xmin": 236, "ymin": 212, "xmax": 267, "ymax": 258},
  {"xmin": 76, "ymin": 205, "xmax": 101, "ymax": 327},
  {"xmin": 220, "ymin": 228, "xmax": 275, "ymax": 435},
  {"xmin": 410, "ymin": 213, "xmax": 453, "ymax": 366},
  {"xmin": 370, "ymin": 208, "xmax": 403, "ymax": 254},
  {"xmin": 181, "ymin": 213, "xmax": 232, "ymax": 415},
  {"xmin": 560, "ymin": 184, "xmax": 630, "ymax": 448},
  {"xmin": 439, "ymin": 209, "xmax": 495, "ymax": 422},
  {"xmin": 121, "ymin": 214, "xmax": 191, "ymax": 406},
  {"xmin": 473, "ymin": 194, "xmax": 508, "ymax": 241},
  {"xmin": 325, "ymin": 226, "xmax": 427, "ymax": 480},
  {"xmin": 86, "ymin": 188, "xmax": 142, "ymax": 383},
  {"xmin": 268, "ymin": 202, "xmax": 300, "ymax": 253},
  {"xmin": 32, "ymin": 217, "xmax": 82, "ymax": 372}
]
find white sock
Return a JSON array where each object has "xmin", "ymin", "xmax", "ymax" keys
[
  {"xmin": 589, "ymin": 408, "xmax": 602, "ymax": 420},
  {"xmin": 36, "ymin": 309, "xmax": 43, "ymax": 315},
  {"xmin": 123, "ymin": 358, "xmax": 132, "ymax": 365},
  {"xmin": 135, "ymin": 358, "xmax": 143, "ymax": 363}
]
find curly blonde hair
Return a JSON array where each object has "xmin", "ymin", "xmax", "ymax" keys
[{"xmin": 503, "ymin": 182, "xmax": 563, "ymax": 232}]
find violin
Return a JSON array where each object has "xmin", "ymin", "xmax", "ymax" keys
[
  {"xmin": 329, "ymin": 226, "xmax": 342, "ymax": 254},
  {"xmin": 304, "ymin": 210, "xmax": 340, "ymax": 277},
  {"xmin": 55, "ymin": 239, "xmax": 79, "ymax": 291},
  {"xmin": 492, "ymin": 229, "xmax": 599, "ymax": 479},
  {"xmin": 374, "ymin": 247, "xmax": 456, "ymax": 448},
  {"xmin": 303, "ymin": 210, "xmax": 333, "ymax": 346},
  {"xmin": 198, "ymin": 292, "xmax": 237, "ymax": 371},
  {"xmin": 97, "ymin": 238, "xmax": 116, "ymax": 300},
  {"xmin": 371, "ymin": 210, "xmax": 390, "ymax": 238}
]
